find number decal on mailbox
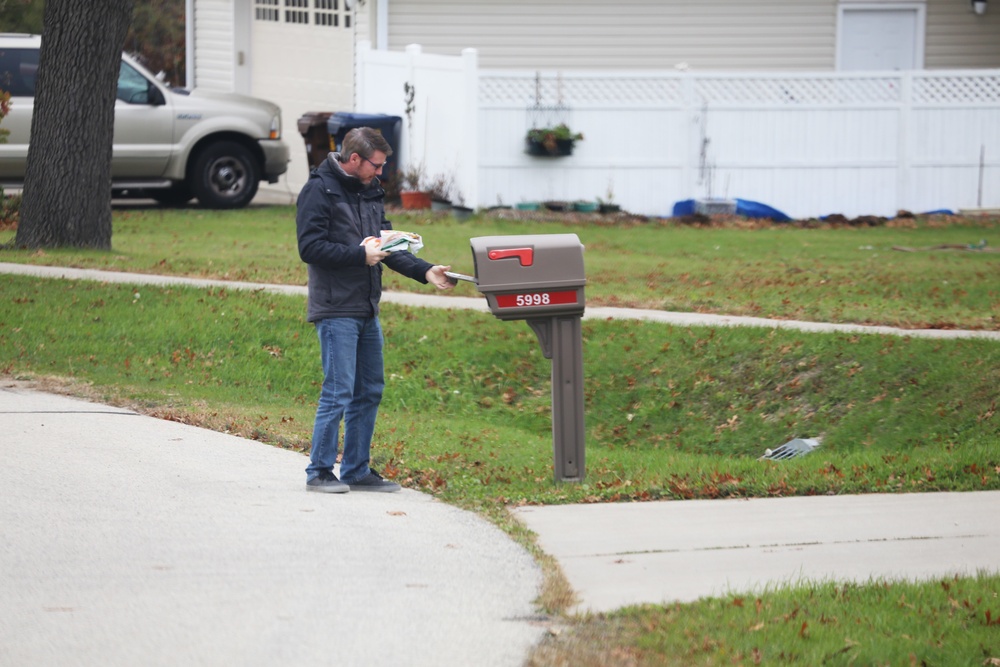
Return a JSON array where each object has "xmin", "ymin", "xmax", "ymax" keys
[{"xmin": 495, "ymin": 291, "xmax": 578, "ymax": 309}]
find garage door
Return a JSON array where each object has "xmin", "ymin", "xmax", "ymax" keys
[
  {"xmin": 250, "ymin": 0, "xmax": 357, "ymax": 189},
  {"xmin": 250, "ymin": 0, "xmax": 355, "ymax": 106}
]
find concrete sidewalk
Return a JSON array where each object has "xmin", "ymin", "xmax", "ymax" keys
[
  {"xmin": 512, "ymin": 491, "xmax": 1000, "ymax": 613},
  {"xmin": 0, "ymin": 382, "xmax": 544, "ymax": 667},
  {"xmin": 3, "ymin": 262, "xmax": 999, "ymax": 341}
]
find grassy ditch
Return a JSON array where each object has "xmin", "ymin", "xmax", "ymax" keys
[{"xmin": 2, "ymin": 275, "xmax": 997, "ymax": 506}]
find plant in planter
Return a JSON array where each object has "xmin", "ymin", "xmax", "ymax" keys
[
  {"xmin": 399, "ymin": 162, "xmax": 431, "ymax": 210},
  {"xmin": 524, "ymin": 123, "xmax": 583, "ymax": 157},
  {"xmin": 598, "ymin": 178, "xmax": 621, "ymax": 214},
  {"xmin": 427, "ymin": 172, "xmax": 455, "ymax": 211},
  {"xmin": 451, "ymin": 190, "xmax": 474, "ymax": 221}
]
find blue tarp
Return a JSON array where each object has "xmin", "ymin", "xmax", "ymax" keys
[
  {"xmin": 736, "ymin": 199, "xmax": 792, "ymax": 222},
  {"xmin": 672, "ymin": 199, "xmax": 697, "ymax": 216},
  {"xmin": 672, "ymin": 199, "xmax": 792, "ymax": 222},
  {"xmin": 673, "ymin": 200, "xmax": 956, "ymax": 221}
]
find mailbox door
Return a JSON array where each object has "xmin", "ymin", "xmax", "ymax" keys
[{"xmin": 471, "ymin": 234, "xmax": 586, "ymax": 320}]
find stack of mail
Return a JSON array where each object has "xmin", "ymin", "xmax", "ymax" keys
[{"xmin": 360, "ymin": 230, "xmax": 424, "ymax": 254}]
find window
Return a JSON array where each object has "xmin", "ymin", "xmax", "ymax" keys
[
  {"xmin": 0, "ymin": 48, "xmax": 40, "ymax": 96},
  {"xmin": 315, "ymin": 0, "xmax": 349, "ymax": 27},
  {"xmin": 315, "ymin": 0, "xmax": 339, "ymax": 27},
  {"xmin": 285, "ymin": 0, "xmax": 309, "ymax": 24},
  {"xmin": 254, "ymin": 0, "xmax": 279, "ymax": 22},
  {"xmin": 252, "ymin": 0, "xmax": 351, "ymax": 28},
  {"xmin": 117, "ymin": 62, "xmax": 151, "ymax": 104}
]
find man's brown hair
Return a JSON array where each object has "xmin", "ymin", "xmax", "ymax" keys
[{"xmin": 340, "ymin": 127, "xmax": 392, "ymax": 162}]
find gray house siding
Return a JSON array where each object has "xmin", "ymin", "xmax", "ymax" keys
[
  {"xmin": 926, "ymin": 0, "xmax": 1000, "ymax": 68},
  {"xmin": 385, "ymin": 0, "xmax": 999, "ymax": 70}
]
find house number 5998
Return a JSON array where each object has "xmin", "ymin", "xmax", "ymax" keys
[{"xmin": 515, "ymin": 293, "xmax": 551, "ymax": 307}]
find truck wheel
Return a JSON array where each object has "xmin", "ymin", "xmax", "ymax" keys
[{"xmin": 191, "ymin": 141, "xmax": 260, "ymax": 209}]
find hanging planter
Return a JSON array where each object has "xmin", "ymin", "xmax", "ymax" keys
[{"xmin": 524, "ymin": 124, "xmax": 583, "ymax": 157}]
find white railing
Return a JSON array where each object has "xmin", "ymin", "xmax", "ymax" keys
[{"xmin": 357, "ymin": 43, "xmax": 1000, "ymax": 218}]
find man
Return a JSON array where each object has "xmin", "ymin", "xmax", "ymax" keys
[{"xmin": 296, "ymin": 127, "xmax": 453, "ymax": 493}]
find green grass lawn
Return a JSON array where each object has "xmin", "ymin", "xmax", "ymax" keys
[
  {"xmin": 529, "ymin": 573, "xmax": 1000, "ymax": 666},
  {"xmin": 2, "ymin": 205, "xmax": 998, "ymax": 330},
  {"xmin": 2, "ymin": 206, "xmax": 998, "ymax": 665}
]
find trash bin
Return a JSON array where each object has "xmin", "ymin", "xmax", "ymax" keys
[
  {"xmin": 327, "ymin": 112, "xmax": 403, "ymax": 188},
  {"xmin": 296, "ymin": 111, "xmax": 334, "ymax": 173}
]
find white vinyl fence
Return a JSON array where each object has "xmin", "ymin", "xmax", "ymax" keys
[
  {"xmin": 357, "ymin": 43, "xmax": 1000, "ymax": 219},
  {"xmin": 355, "ymin": 42, "xmax": 478, "ymax": 207}
]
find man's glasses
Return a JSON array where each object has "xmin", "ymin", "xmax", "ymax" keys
[{"xmin": 362, "ymin": 156, "xmax": 386, "ymax": 170}]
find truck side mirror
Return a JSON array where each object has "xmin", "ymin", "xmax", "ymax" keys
[{"xmin": 147, "ymin": 84, "xmax": 165, "ymax": 106}]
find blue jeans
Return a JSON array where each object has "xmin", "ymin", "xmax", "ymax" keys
[{"xmin": 306, "ymin": 317, "xmax": 385, "ymax": 484}]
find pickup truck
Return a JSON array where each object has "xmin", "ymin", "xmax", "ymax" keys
[{"xmin": 0, "ymin": 33, "xmax": 289, "ymax": 208}]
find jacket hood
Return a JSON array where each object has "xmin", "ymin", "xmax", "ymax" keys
[{"xmin": 324, "ymin": 153, "xmax": 384, "ymax": 198}]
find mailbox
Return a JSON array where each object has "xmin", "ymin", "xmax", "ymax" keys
[
  {"xmin": 470, "ymin": 234, "xmax": 586, "ymax": 321},
  {"xmin": 460, "ymin": 234, "xmax": 587, "ymax": 482}
]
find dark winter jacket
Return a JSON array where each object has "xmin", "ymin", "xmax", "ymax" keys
[{"xmin": 296, "ymin": 154, "xmax": 433, "ymax": 322}]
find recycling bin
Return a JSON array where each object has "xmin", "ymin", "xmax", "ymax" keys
[
  {"xmin": 465, "ymin": 234, "xmax": 587, "ymax": 481},
  {"xmin": 327, "ymin": 112, "xmax": 402, "ymax": 188}
]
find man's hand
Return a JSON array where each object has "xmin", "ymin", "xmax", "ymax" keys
[
  {"xmin": 364, "ymin": 243, "xmax": 388, "ymax": 266},
  {"xmin": 426, "ymin": 265, "xmax": 455, "ymax": 290}
]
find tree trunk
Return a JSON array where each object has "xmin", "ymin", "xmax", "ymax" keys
[{"xmin": 14, "ymin": 0, "xmax": 135, "ymax": 249}]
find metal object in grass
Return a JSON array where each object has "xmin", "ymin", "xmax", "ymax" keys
[{"xmin": 760, "ymin": 438, "xmax": 821, "ymax": 461}]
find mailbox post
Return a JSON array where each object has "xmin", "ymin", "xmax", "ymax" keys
[{"xmin": 467, "ymin": 234, "xmax": 587, "ymax": 482}]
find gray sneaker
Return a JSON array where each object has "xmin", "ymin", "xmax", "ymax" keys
[
  {"xmin": 306, "ymin": 471, "xmax": 349, "ymax": 494},
  {"xmin": 346, "ymin": 470, "xmax": 401, "ymax": 493}
]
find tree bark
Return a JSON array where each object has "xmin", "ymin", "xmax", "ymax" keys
[{"xmin": 14, "ymin": 0, "xmax": 135, "ymax": 249}]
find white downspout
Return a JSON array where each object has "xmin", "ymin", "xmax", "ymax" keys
[
  {"xmin": 377, "ymin": 0, "xmax": 389, "ymax": 50},
  {"xmin": 185, "ymin": 0, "xmax": 195, "ymax": 88}
]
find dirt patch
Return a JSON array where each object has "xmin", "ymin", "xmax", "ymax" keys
[{"xmin": 478, "ymin": 206, "xmax": 999, "ymax": 231}]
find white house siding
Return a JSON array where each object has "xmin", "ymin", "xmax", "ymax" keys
[
  {"xmin": 386, "ymin": 0, "xmax": 837, "ymax": 70},
  {"xmin": 925, "ymin": 0, "xmax": 1000, "ymax": 69},
  {"xmin": 193, "ymin": 0, "xmax": 236, "ymax": 91},
  {"xmin": 354, "ymin": 0, "xmax": 374, "ymax": 52}
]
